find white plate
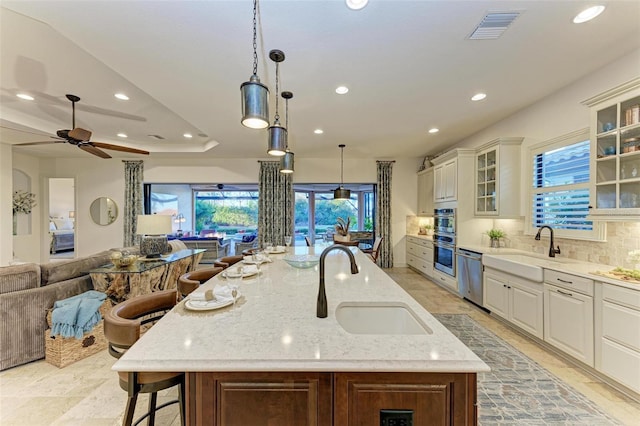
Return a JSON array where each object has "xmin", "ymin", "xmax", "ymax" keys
[
  {"xmin": 222, "ymin": 269, "xmax": 258, "ymax": 279},
  {"xmin": 185, "ymin": 297, "xmax": 234, "ymax": 311},
  {"xmin": 265, "ymin": 248, "xmax": 286, "ymax": 254}
]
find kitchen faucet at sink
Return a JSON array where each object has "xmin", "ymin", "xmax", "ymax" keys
[
  {"xmin": 317, "ymin": 244, "xmax": 359, "ymax": 318},
  {"xmin": 535, "ymin": 226, "xmax": 561, "ymax": 258}
]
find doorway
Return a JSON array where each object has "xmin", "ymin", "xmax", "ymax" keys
[{"xmin": 48, "ymin": 178, "xmax": 75, "ymax": 260}]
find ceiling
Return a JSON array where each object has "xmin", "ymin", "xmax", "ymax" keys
[{"xmin": 1, "ymin": 1, "xmax": 639, "ymax": 161}]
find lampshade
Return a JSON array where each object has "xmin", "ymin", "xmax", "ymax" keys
[
  {"xmin": 241, "ymin": 75, "xmax": 269, "ymax": 129},
  {"xmin": 280, "ymin": 150, "xmax": 294, "ymax": 173},
  {"xmin": 137, "ymin": 215, "xmax": 172, "ymax": 235},
  {"xmin": 240, "ymin": 0, "xmax": 269, "ymax": 129},
  {"xmin": 68, "ymin": 211, "xmax": 75, "ymax": 219},
  {"xmin": 334, "ymin": 144, "xmax": 351, "ymax": 199},
  {"xmin": 268, "ymin": 123, "xmax": 287, "ymax": 156}
]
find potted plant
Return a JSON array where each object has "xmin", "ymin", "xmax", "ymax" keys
[
  {"xmin": 334, "ymin": 217, "xmax": 351, "ymax": 242},
  {"xmin": 486, "ymin": 229, "xmax": 505, "ymax": 248}
]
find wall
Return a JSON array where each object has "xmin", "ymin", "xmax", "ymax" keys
[
  {"xmin": 11, "ymin": 153, "xmax": 42, "ymax": 263},
  {"xmin": 48, "ymin": 178, "xmax": 74, "ymax": 219},
  {"xmin": 0, "ymin": 145, "xmax": 12, "ymax": 265}
]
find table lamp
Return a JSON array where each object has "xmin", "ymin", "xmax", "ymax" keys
[{"xmin": 137, "ymin": 215, "xmax": 172, "ymax": 258}]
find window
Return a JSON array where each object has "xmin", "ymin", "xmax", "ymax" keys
[{"xmin": 528, "ymin": 129, "xmax": 605, "ymax": 241}]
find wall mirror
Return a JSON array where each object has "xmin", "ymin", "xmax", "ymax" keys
[{"xmin": 90, "ymin": 197, "xmax": 118, "ymax": 226}]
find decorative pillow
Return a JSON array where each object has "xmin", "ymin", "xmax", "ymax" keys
[
  {"xmin": 49, "ymin": 221, "xmax": 57, "ymax": 231},
  {"xmin": 242, "ymin": 234, "xmax": 257, "ymax": 243}
]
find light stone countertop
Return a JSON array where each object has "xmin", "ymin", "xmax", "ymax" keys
[{"xmin": 113, "ymin": 245, "xmax": 490, "ymax": 374}]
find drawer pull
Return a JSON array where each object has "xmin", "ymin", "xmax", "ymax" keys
[
  {"xmin": 557, "ymin": 289, "xmax": 573, "ymax": 297},
  {"xmin": 557, "ymin": 278, "xmax": 573, "ymax": 284}
]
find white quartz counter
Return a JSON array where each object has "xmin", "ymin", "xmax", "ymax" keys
[
  {"xmin": 459, "ymin": 244, "xmax": 640, "ymax": 291},
  {"xmin": 113, "ymin": 246, "xmax": 489, "ymax": 374}
]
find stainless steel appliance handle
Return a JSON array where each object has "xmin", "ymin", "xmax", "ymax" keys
[
  {"xmin": 434, "ymin": 242, "xmax": 455, "ymax": 249},
  {"xmin": 456, "ymin": 252, "xmax": 482, "ymax": 260}
]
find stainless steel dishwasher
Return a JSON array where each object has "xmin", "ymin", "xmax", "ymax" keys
[{"xmin": 456, "ymin": 248, "xmax": 485, "ymax": 309}]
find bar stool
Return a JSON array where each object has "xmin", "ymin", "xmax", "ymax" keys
[
  {"xmin": 103, "ymin": 290, "xmax": 184, "ymax": 426},
  {"xmin": 177, "ymin": 266, "xmax": 224, "ymax": 297},
  {"xmin": 213, "ymin": 255, "xmax": 243, "ymax": 270}
]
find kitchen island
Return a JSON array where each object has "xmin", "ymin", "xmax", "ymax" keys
[{"xmin": 113, "ymin": 246, "xmax": 489, "ymax": 425}]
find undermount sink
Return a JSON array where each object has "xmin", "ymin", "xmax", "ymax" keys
[
  {"xmin": 482, "ymin": 254, "xmax": 570, "ymax": 282},
  {"xmin": 335, "ymin": 303, "xmax": 432, "ymax": 335}
]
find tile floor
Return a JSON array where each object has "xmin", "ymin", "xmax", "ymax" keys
[{"xmin": 1, "ymin": 267, "xmax": 638, "ymax": 425}]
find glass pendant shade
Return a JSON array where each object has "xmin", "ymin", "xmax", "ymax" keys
[
  {"xmin": 333, "ymin": 186, "xmax": 351, "ymax": 199},
  {"xmin": 280, "ymin": 150, "xmax": 294, "ymax": 173},
  {"xmin": 267, "ymin": 121, "xmax": 287, "ymax": 156},
  {"xmin": 241, "ymin": 75, "xmax": 269, "ymax": 129}
]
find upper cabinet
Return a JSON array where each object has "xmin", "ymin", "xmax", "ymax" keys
[
  {"xmin": 475, "ymin": 138, "xmax": 523, "ymax": 218},
  {"xmin": 417, "ymin": 167, "xmax": 434, "ymax": 216},
  {"xmin": 584, "ymin": 78, "xmax": 640, "ymax": 220},
  {"xmin": 433, "ymin": 158, "xmax": 457, "ymax": 203}
]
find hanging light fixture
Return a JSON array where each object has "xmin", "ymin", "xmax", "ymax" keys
[
  {"xmin": 334, "ymin": 144, "xmax": 351, "ymax": 199},
  {"xmin": 267, "ymin": 49, "xmax": 287, "ymax": 156},
  {"xmin": 240, "ymin": 0, "xmax": 269, "ymax": 129},
  {"xmin": 280, "ymin": 91, "xmax": 294, "ymax": 173}
]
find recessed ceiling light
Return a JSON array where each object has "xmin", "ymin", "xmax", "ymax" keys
[
  {"xmin": 117, "ymin": 133, "xmax": 128, "ymax": 138},
  {"xmin": 471, "ymin": 93, "xmax": 487, "ymax": 101},
  {"xmin": 314, "ymin": 129, "xmax": 324, "ymax": 134},
  {"xmin": 16, "ymin": 93, "xmax": 34, "ymax": 101},
  {"xmin": 345, "ymin": 0, "xmax": 368, "ymax": 10},
  {"xmin": 114, "ymin": 93, "xmax": 129, "ymax": 100},
  {"xmin": 183, "ymin": 133, "xmax": 193, "ymax": 138},
  {"xmin": 429, "ymin": 128, "xmax": 439, "ymax": 134},
  {"xmin": 573, "ymin": 5, "xmax": 605, "ymax": 24},
  {"xmin": 335, "ymin": 86, "xmax": 349, "ymax": 95}
]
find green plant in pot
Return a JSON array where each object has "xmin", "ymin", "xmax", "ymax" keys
[{"xmin": 486, "ymin": 229, "xmax": 505, "ymax": 248}]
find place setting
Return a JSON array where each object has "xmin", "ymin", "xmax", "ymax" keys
[{"xmin": 184, "ymin": 285, "xmax": 241, "ymax": 312}]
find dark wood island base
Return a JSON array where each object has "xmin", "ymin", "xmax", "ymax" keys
[{"xmin": 187, "ymin": 371, "xmax": 477, "ymax": 426}]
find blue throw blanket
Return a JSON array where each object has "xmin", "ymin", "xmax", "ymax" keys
[{"xmin": 51, "ymin": 290, "xmax": 107, "ymax": 339}]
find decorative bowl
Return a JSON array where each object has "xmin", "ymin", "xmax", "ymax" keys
[
  {"xmin": 112, "ymin": 255, "xmax": 138, "ymax": 268},
  {"xmin": 283, "ymin": 254, "xmax": 320, "ymax": 269}
]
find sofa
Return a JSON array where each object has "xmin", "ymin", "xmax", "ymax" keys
[
  {"xmin": 0, "ymin": 249, "xmax": 122, "ymax": 370},
  {"xmin": 178, "ymin": 237, "xmax": 230, "ymax": 263}
]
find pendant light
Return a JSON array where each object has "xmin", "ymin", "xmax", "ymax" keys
[
  {"xmin": 280, "ymin": 91, "xmax": 294, "ymax": 173},
  {"xmin": 240, "ymin": 0, "xmax": 269, "ymax": 129},
  {"xmin": 334, "ymin": 144, "xmax": 351, "ymax": 199},
  {"xmin": 267, "ymin": 49, "xmax": 287, "ymax": 156}
]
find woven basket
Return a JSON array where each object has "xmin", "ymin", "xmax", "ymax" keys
[{"xmin": 45, "ymin": 299, "xmax": 112, "ymax": 368}]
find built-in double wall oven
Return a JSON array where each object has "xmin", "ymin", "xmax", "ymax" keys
[{"xmin": 433, "ymin": 208, "xmax": 456, "ymax": 277}]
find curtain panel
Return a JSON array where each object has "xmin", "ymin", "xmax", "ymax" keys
[
  {"xmin": 123, "ymin": 160, "xmax": 144, "ymax": 247},
  {"xmin": 376, "ymin": 161, "xmax": 394, "ymax": 268},
  {"xmin": 258, "ymin": 161, "xmax": 294, "ymax": 248}
]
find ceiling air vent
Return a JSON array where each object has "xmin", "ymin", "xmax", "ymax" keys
[
  {"xmin": 468, "ymin": 12, "xmax": 521, "ymax": 40},
  {"xmin": 148, "ymin": 134, "xmax": 165, "ymax": 140}
]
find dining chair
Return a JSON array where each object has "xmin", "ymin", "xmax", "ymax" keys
[
  {"xmin": 178, "ymin": 266, "xmax": 224, "ymax": 297},
  {"xmin": 362, "ymin": 236, "xmax": 383, "ymax": 263},
  {"xmin": 103, "ymin": 290, "xmax": 185, "ymax": 426}
]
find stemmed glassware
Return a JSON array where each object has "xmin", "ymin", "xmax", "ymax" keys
[
  {"xmin": 284, "ymin": 235, "xmax": 292, "ymax": 248},
  {"xmin": 227, "ymin": 266, "xmax": 243, "ymax": 305}
]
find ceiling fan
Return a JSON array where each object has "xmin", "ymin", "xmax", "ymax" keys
[{"xmin": 15, "ymin": 94, "xmax": 149, "ymax": 159}]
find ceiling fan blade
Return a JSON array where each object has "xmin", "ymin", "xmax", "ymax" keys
[
  {"xmin": 69, "ymin": 127, "xmax": 92, "ymax": 141},
  {"xmin": 14, "ymin": 139, "xmax": 66, "ymax": 146},
  {"xmin": 91, "ymin": 142, "xmax": 150, "ymax": 155},
  {"xmin": 79, "ymin": 144, "xmax": 111, "ymax": 159}
]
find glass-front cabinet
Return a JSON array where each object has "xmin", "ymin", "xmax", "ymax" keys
[
  {"xmin": 585, "ymin": 79, "xmax": 640, "ymax": 219},
  {"xmin": 474, "ymin": 137, "xmax": 523, "ymax": 217}
]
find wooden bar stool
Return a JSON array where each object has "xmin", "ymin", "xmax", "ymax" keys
[{"xmin": 103, "ymin": 290, "xmax": 184, "ymax": 426}]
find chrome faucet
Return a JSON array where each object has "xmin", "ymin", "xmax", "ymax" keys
[
  {"xmin": 535, "ymin": 226, "xmax": 561, "ymax": 258},
  {"xmin": 317, "ymin": 244, "xmax": 359, "ymax": 318}
]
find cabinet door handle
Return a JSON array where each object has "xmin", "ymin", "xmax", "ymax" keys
[
  {"xmin": 557, "ymin": 289, "xmax": 573, "ymax": 297},
  {"xmin": 557, "ymin": 278, "xmax": 573, "ymax": 284}
]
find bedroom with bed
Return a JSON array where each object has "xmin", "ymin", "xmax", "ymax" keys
[
  {"xmin": 48, "ymin": 178, "xmax": 75, "ymax": 259},
  {"xmin": 49, "ymin": 217, "xmax": 74, "ymax": 255}
]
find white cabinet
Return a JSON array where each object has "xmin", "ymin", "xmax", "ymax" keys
[
  {"xmin": 595, "ymin": 283, "xmax": 640, "ymax": 393},
  {"xmin": 474, "ymin": 138, "xmax": 523, "ymax": 217},
  {"xmin": 433, "ymin": 159, "xmax": 457, "ymax": 203},
  {"xmin": 417, "ymin": 168, "xmax": 434, "ymax": 216},
  {"xmin": 431, "ymin": 269, "xmax": 457, "ymax": 293},
  {"xmin": 406, "ymin": 235, "xmax": 433, "ymax": 278},
  {"xmin": 583, "ymin": 79, "xmax": 640, "ymax": 220},
  {"xmin": 543, "ymin": 270, "xmax": 594, "ymax": 367},
  {"xmin": 484, "ymin": 269, "xmax": 544, "ymax": 339}
]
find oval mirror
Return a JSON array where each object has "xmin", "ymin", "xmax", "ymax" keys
[{"xmin": 89, "ymin": 197, "xmax": 118, "ymax": 226}]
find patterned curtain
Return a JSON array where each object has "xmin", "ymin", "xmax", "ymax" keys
[
  {"xmin": 123, "ymin": 160, "xmax": 144, "ymax": 247},
  {"xmin": 376, "ymin": 161, "xmax": 394, "ymax": 268},
  {"xmin": 258, "ymin": 161, "xmax": 294, "ymax": 247}
]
